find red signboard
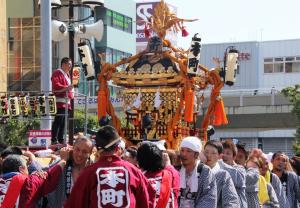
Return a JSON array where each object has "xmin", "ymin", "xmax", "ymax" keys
[{"xmin": 28, "ymin": 130, "xmax": 52, "ymax": 147}]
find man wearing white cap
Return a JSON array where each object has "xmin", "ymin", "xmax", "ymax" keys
[{"xmin": 179, "ymin": 136, "xmax": 217, "ymax": 208}]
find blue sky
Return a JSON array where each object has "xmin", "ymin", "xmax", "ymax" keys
[{"xmin": 137, "ymin": 0, "xmax": 300, "ymax": 48}]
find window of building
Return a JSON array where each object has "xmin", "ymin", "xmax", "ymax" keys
[
  {"xmin": 106, "ymin": 9, "xmax": 132, "ymax": 33},
  {"xmin": 274, "ymin": 63, "xmax": 284, "ymax": 72},
  {"xmin": 106, "ymin": 10, "xmax": 112, "ymax": 26},
  {"xmin": 285, "ymin": 62, "xmax": 300, "ymax": 73},
  {"xmin": 274, "ymin": 57, "xmax": 283, "ymax": 62},
  {"xmin": 8, "ymin": 17, "xmax": 41, "ymax": 91},
  {"xmin": 285, "ymin": 57, "xmax": 295, "ymax": 61},
  {"xmin": 274, "ymin": 57, "xmax": 284, "ymax": 73},
  {"xmin": 264, "ymin": 63, "xmax": 273, "ymax": 73},
  {"xmin": 124, "ymin": 16, "xmax": 132, "ymax": 33},
  {"xmin": 264, "ymin": 56, "xmax": 300, "ymax": 74},
  {"xmin": 264, "ymin": 58, "xmax": 273, "ymax": 62}
]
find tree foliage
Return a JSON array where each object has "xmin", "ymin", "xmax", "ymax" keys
[
  {"xmin": 0, "ymin": 119, "xmax": 40, "ymax": 146},
  {"xmin": 0, "ymin": 109, "xmax": 101, "ymax": 146},
  {"xmin": 74, "ymin": 110, "xmax": 99, "ymax": 132},
  {"xmin": 281, "ymin": 84, "xmax": 300, "ymax": 154}
]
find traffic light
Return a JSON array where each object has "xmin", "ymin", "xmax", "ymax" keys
[
  {"xmin": 29, "ymin": 95, "xmax": 38, "ymax": 117},
  {"xmin": 187, "ymin": 34, "xmax": 202, "ymax": 77},
  {"xmin": 38, "ymin": 94, "xmax": 46, "ymax": 116},
  {"xmin": 9, "ymin": 95, "xmax": 20, "ymax": 117},
  {"xmin": 0, "ymin": 95, "xmax": 9, "ymax": 118},
  {"xmin": 19, "ymin": 94, "xmax": 29, "ymax": 117},
  {"xmin": 48, "ymin": 93, "xmax": 57, "ymax": 115}
]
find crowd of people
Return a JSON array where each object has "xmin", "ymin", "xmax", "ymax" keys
[{"xmin": 0, "ymin": 125, "xmax": 299, "ymax": 207}]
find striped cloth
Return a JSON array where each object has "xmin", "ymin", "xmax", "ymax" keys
[
  {"xmin": 218, "ymin": 160, "xmax": 248, "ymax": 208},
  {"xmin": 270, "ymin": 173, "xmax": 288, "ymax": 208},
  {"xmin": 214, "ymin": 168, "xmax": 240, "ymax": 207}
]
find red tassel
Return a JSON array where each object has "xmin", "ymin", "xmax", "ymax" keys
[
  {"xmin": 212, "ymin": 98, "xmax": 228, "ymax": 126},
  {"xmin": 97, "ymin": 90, "xmax": 107, "ymax": 121},
  {"xmin": 144, "ymin": 24, "xmax": 150, "ymax": 38},
  {"xmin": 181, "ymin": 26, "xmax": 189, "ymax": 37},
  {"xmin": 184, "ymin": 89, "xmax": 194, "ymax": 122}
]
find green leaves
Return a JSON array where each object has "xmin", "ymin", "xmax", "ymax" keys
[
  {"xmin": 281, "ymin": 85, "xmax": 300, "ymax": 154},
  {"xmin": 74, "ymin": 110, "xmax": 99, "ymax": 132},
  {"xmin": 0, "ymin": 119, "xmax": 40, "ymax": 146},
  {"xmin": 0, "ymin": 110, "xmax": 100, "ymax": 146}
]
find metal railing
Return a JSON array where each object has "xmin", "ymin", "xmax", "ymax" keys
[{"xmin": 200, "ymin": 87, "xmax": 291, "ymax": 107}]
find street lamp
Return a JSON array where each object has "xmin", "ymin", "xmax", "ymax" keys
[{"xmin": 48, "ymin": 0, "xmax": 104, "ymax": 144}]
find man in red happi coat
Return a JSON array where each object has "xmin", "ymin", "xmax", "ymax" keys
[
  {"xmin": 51, "ymin": 57, "xmax": 74, "ymax": 144},
  {"xmin": 64, "ymin": 125, "xmax": 155, "ymax": 208},
  {"xmin": 0, "ymin": 148, "xmax": 70, "ymax": 208}
]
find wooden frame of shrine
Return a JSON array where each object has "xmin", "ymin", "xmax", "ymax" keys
[{"xmin": 96, "ymin": 0, "xmax": 238, "ymax": 149}]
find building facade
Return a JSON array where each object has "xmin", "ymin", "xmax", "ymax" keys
[
  {"xmin": 201, "ymin": 39, "xmax": 300, "ymax": 90},
  {"xmin": 56, "ymin": 0, "xmax": 136, "ymax": 97},
  {"xmin": 3, "ymin": 0, "xmax": 136, "ymax": 95},
  {"xmin": 0, "ymin": 0, "xmax": 7, "ymax": 92},
  {"xmin": 200, "ymin": 39, "xmax": 300, "ymax": 156},
  {"xmin": 91, "ymin": 0, "xmax": 136, "ymax": 96},
  {"xmin": 5, "ymin": 0, "xmax": 40, "ymax": 92},
  {"xmin": 136, "ymin": 0, "xmax": 177, "ymax": 52}
]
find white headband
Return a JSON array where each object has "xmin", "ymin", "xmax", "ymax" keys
[{"xmin": 180, "ymin": 136, "xmax": 202, "ymax": 153}]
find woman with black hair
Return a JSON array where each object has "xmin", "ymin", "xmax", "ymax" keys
[{"xmin": 137, "ymin": 142, "xmax": 177, "ymax": 208}]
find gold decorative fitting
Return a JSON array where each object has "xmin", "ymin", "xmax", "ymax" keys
[
  {"xmin": 136, "ymin": 69, "xmax": 142, "ymax": 74},
  {"xmin": 128, "ymin": 68, "xmax": 135, "ymax": 74},
  {"xmin": 152, "ymin": 63, "xmax": 164, "ymax": 73},
  {"xmin": 140, "ymin": 64, "xmax": 151, "ymax": 73},
  {"xmin": 167, "ymin": 66, "xmax": 174, "ymax": 74}
]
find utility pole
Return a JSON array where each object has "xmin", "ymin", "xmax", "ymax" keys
[
  {"xmin": 68, "ymin": 1, "xmax": 75, "ymax": 145},
  {"xmin": 40, "ymin": 0, "xmax": 52, "ymax": 130}
]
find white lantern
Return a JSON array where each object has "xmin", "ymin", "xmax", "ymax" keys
[
  {"xmin": 224, "ymin": 47, "xmax": 239, "ymax": 86},
  {"xmin": 187, "ymin": 33, "xmax": 202, "ymax": 77}
]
